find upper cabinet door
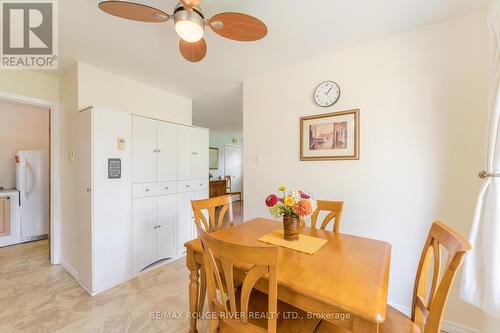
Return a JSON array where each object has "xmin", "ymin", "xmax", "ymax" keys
[
  {"xmin": 177, "ymin": 126, "xmax": 192, "ymax": 180},
  {"xmin": 132, "ymin": 116, "xmax": 156, "ymax": 183},
  {"xmin": 191, "ymin": 128, "xmax": 209, "ymax": 180},
  {"xmin": 156, "ymin": 121, "xmax": 178, "ymax": 182}
]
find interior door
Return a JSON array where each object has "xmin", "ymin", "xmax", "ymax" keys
[
  {"xmin": 177, "ymin": 126, "xmax": 192, "ymax": 180},
  {"xmin": 191, "ymin": 128, "xmax": 209, "ymax": 180},
  {"xmin": 133, "ymin": 197, "xmax": 157, "ymax": 272},
  {"xmin": 132, "ymin": 116, "xmax": 156, "ymax": 183},
  {"xmin": 156, "ymin": 194, "xmax": 177, "ymax": 259},
  {"xmin": 225, "ymin": 145, "xmax": 243, "ymax": 199},
  {"xmin": 156, "ymin": 121, "xmax": 178, "ymax": 182},
  {"xmin": 177, "ymin": 191, "xmax": 194, "ymax": 255}
]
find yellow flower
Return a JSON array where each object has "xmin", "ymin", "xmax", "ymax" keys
[
  {"xmin": 278, "ymin": 185, "xmax": 288, "ymax": 192},
  {"xmin": 284, "ymin": 196, "xmax": 295, "ymax": 207}
]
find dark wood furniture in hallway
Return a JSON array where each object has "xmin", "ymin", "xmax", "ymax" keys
[{"xmin": 209, "ymin": 179, "xmax": 227, "ymax": 198}]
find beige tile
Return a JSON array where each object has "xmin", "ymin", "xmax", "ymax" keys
[{"xmin": 0, "ymin": 240, "xmax": 209, "ymax": 333}]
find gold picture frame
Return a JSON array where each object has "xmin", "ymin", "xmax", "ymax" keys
[
  {"xmin": 300, "ymin": 109, "xmax": 360, "ymax": 161},
  {"xmin": 209, "ymin": 147, "xmax": 219, "ymax": 170}
]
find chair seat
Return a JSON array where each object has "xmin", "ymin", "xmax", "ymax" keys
[
  {"xmin": 220, "ymin": 289, "xmax": 321, "ymax": 333},
  {"xmin": 314, "ymin": 305, "xmax": 420, "ymax": 333}
]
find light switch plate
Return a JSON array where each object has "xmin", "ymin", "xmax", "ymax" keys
[{"xmin": 117, "ymin": 137, "xmax": 125, "ymax": 150}]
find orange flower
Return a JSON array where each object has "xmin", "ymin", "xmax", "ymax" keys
[{"xmin": 295, "ymin": 200, "xmax": 313, "ymax": 217}]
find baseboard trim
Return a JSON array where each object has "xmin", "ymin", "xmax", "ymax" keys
[
  {"xmin": 441, "ymin": 321, "xmax": 480, "ymax": 333},
  {"xmin": 388, "ymin": 302, "xmax": 479, "ymax": 333},
  {"xmin": 60, "ymin": 258, "xmax": 95, "ymax": 296}
]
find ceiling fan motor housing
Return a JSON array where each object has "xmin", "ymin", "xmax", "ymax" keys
[{"xmin": 174, "ymin": 3, "xmax": 205, "ymax": 39}]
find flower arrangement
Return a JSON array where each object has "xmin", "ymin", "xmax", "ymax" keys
[{"xmin": 265, "ymin": 185, "xmax": 317, "ymax": 219}]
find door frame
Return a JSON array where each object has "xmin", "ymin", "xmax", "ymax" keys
[
  {"xmin": 224, "ymin": 144, "xmax": 243, "ymax": 201},
  {"xmin": 0, "ymin": 91, "xmax": 61, "ymax": 265}
]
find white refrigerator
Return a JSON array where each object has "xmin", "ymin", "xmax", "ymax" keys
[{"xmin": 15, "ymin": 150, "xmax": 49, "ymax": 240}]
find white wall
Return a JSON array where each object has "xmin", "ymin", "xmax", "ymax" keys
[
  {"xmin": 243, "ymin": 11, "xmax": 488, "ymax": 332},
  {"xmin": 0, "ymin": 70, "xmax": 59, "ymax": 102},
  {"xmin": 209, "ymin": 131, "xmax": 243, "ymax": 179},
  {"xmin": 59, "ymin": 64, "xmax": 79, "ymax": 271},
  {"xmin": 0, "ymin": 100, "xmax": 50, "ymax": 189},
  {"xmin": 77, "ymin": 62, "xmax": 192, "ymax": 125}
]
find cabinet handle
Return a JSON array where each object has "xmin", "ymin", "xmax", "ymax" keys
[
  {"xmin": 186, "ymin": 185, "xmax": 190, "ymax": 188},
  {"xmin": 157, "ymin": 225, "xmax": 162, "ymax": 228},
  {"xmin": 165, "ymin": 187, "xmax": 169, "ymax": 190},
  {"xmin": 192, "ymin": 152, "xmax": 197, "ymax": 155},
  {"xmin": 154, "ymin": 226, "xmax": 157, "ymax": 229},
  {"xmin": 157, "ymin": 149, "xmax": 162, "ymax": 153},
  {"xmin": 153, "ymin": 149, "xmax": 157, "ymax": 153},
  {"xmin": 86, "ymin": 188, "xmax": 91, "ymax": 193},
  {"xmin": 145, "ymin": 188, "xmax": 150, "ymax": 192}
]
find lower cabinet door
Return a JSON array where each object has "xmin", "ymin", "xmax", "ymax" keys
[
  {"xmin": 156, "ymin": 194, "xmax": 177, "ymax": 260},
  {"xmin": 177, "ymin": 191, "xmax": 194, "ymax": 255},
  {"xmin": 192, "ymin": 190, "xmax": 209, "ymax": 239},
  {"xmin": 133, "ymin": 197, "xmax": 157, "ymax": 272}
]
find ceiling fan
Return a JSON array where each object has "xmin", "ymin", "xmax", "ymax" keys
[{"xmin": 98, "ymin": 0, "xmax": 268, "ymax": 62}]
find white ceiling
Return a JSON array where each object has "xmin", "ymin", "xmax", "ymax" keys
[{"xmin": 58, "ymin": 0, "xmax": 494, "ymax": 133}]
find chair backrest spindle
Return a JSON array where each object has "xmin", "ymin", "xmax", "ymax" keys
[{"xmin": 191, "ymin": 195, "xmax": 233, "ymax": 233}]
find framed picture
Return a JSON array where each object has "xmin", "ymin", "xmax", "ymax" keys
[
  {"xmin": 300, "ymin": 109, "xmax": 359, "ymax": 161},
  {"xmin": 209, "ymin": 147, "xmax": 219, "ymax": 170}
]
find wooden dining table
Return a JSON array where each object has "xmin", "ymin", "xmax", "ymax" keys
[{"xmin": 184, "ymin": 218, "xmax": 391, "ymax": 333}]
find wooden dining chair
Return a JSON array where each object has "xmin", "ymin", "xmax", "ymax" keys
[
  {"xmin": 315, "ymin": 221, "xmax": 471, "ymax": 333},
  {"xmin": 191, "ymin": 194, "xmax": 234, "ymax": 313},
  {"xmin": 197, "ymin": 226, "xmax": 321, "ymax": 333},
  {"xmin": 309, "ymin": 200, "xmax": 344, "ymax": 232},
  {"xmin": 191, "ymin": 194, "xmax": 234, "ymax": 233}
]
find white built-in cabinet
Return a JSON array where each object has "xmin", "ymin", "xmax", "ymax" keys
[
  {"xmin": 132, "ymin": 193, "xmax": 177, "ymax": 272},
  {"xmin": 132, "ymin": 117, "xmax": 177, "ymax": 183},
  {"xmin": 132, "ymin": 115, "xmax": 208, "ymax": 273},
  {"xmin": 178, "ymin": 124, "xmax": 209, "ymax": 180},
  {"xmin": 75, "ymin": 109, "xmax": 208, "ymax": 296},
  {"xmin": 76, "ymin": 107, "xmax": 132, "ymax": 295}
]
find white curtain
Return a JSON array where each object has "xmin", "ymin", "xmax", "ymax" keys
[{"xmin": 460, "ymin": 3, "xmax": 500, "ymax": 318}]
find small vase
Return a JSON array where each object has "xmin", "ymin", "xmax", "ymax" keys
[{"xmin": 283, "ymin": 216, "xmax": 300, "ymax": 241}]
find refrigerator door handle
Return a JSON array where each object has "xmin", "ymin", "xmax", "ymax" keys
[{"xmin": 23, "ymin": 159, "xmax": 28, "ymax": 200}]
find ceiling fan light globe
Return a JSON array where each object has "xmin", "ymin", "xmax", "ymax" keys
[
  {"xmin": 174, "ymin": 6, "xmax": 205, "ymax": 43},
  {"xmin": 175, "ymin": 20, "xmax": 204, "ymax": 42}
]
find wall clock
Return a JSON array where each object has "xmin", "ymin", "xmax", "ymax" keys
[{"xmin": 314, "ymin": 81, "xmax": 340, "ymax": 107}]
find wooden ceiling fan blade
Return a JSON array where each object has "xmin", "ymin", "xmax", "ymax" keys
[
  {"xmin": 209, "ymin": 12, "xmax": 267, "ymax": 42},
  {"xmin": 98, "ymin": 1, "xmax": 169, "ymax": 23},
  {"xmin": 179, "ymin": 38, "xmax": 207, "ymax": 62}
]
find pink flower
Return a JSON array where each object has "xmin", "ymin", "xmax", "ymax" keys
[
  {"xmin": 299, "ymin": 191, "xmax": 311, "ymax": 199},
  {"xmin": 265, "ymin": 194, "xmax": 279, "ymax": 207}
]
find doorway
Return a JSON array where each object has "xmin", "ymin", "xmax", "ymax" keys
[
  {"xmin": 0, "ymin": 92, "xmax": 60, "ymax": 264},
  {"xmin": 225, "ymin": 144, "xmax": 243, "ymax": 202}
]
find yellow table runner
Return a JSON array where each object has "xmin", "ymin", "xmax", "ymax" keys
[{"xmin": 258, "ymin": 229, "xmax": 327, "ymax": 255}]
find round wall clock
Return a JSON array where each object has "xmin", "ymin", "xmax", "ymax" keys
[{"xmin": 314, "ymin": 81, "xmax": 340, "ymax": 107}]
